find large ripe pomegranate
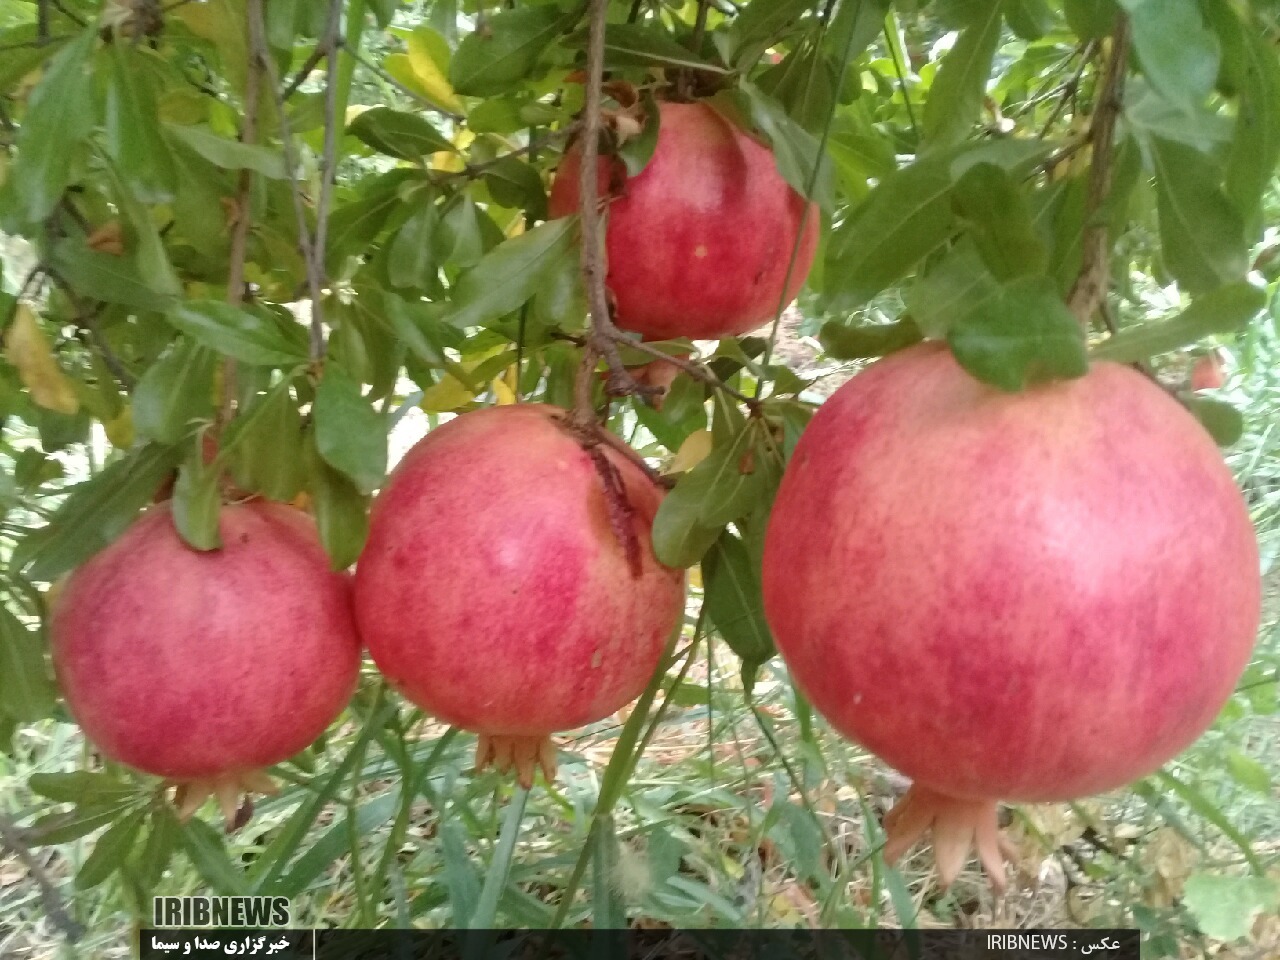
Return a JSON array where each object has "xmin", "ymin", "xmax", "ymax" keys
[
  {"xmin": 548, "ymin": 100, "xmax": 819, "ymax": 341},
  {"xmin": 51, "ymin": 502, "xmax": 361, "ymax": 822},
  {"xmin": 354, "ymin": 405, "xmax": 684, "ymax": 787},
  {"xmin": 762, "ymin": 343, "xmax": 1260, "ymax": 889}
]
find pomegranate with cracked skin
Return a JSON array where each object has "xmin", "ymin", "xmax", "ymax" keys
[
  {"xmin": 354, "ymin": 404, "xmax": 684, "ymax": 787},
  {"xmin": 549, "ymin": 100, "xmax": 819, "ymax": 341},
  {"xmin": 51, "ymin": 502, "xmax": 362, "ymax": 823},
  {"xmin": 762, "ymin": 342, "xmax": 1260, "ymax": 890}
]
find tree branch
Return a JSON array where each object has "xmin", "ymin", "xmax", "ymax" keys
[
  {"xmin": 223, "ymin": 0, "xmax": 266, "ymax": 425},
  {"xmin": 1066, "ymin": 15, "xmax": 1131, "ymax": 325},
  {"xmin": 569, "ymin": 0, "xmax": 654, "ymax": 428},
  {"xmin": 307, "ymin": 0, "xmax": 346, "ymax": 365},
  {"xmin": 249, "ymin": 0, "xmax": 328, "ymax": 366},
  {"xmin": 0, "ymin": 814, "xmax": 83, "ymax": 942}
]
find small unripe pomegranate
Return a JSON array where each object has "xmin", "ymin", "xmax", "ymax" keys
[
  {"xmin": 354, "ymin": 405, "xmax": 684, "ymax": 787},
  {"xmin": 549, "ymin": 101, "xmax": 819, "ymax": 341},
  {"xmin": 51, "ymin": 502, "xmax": 361, "ymax": 823},
  {"xmin": 763, "ymin": 343, "xmax": 1260, "ymax": 890}
]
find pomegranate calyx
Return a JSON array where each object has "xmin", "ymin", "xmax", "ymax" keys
[
  {"xmin": 881, "ymin": 784, "xmax": 1017, "ymax": 893},
  {"xmin": 474, "ymin": 734, "xmax": 558, "ymax": 790},
  {"xmin": 169, "ymin": 770, "xmax": 279, "ymax": 831}
]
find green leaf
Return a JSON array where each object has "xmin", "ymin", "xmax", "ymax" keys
[
  {"xmin": 5, "ymin": 28, "xmax": 96, "ymax": 225},
  {"xmin": 104, "ymin": 45, "xmax": 177, "ymax": 204},
  {"xmin": 651, "ymin": 475, "xmax": 723, "ymax": 569},
  {"xmin": 76, "ymin": 809, "xmax": 145, "ymax": 890},
  {"xmin": 1219, "ymin": 21, "xmax": 1280, "ymax": 241},
  {"xmin": 1122, "ymin": 0, "xmax": 1219, "ymax": 114},
  {"xmin": 906, "ymin": 240, "xmax": 1001, "ymax": 338},
  {"xmin": 755, "ymin": 39, "xmax": 836, "ymax": 136},
  {"xmin": 702, "ymin": 531, "xmax": 774, "ymax": 674},
  {"xmin": 166, "ymin": 301, "xmax": 309, "ymax": 367},
  {"xmin": 728, "ymin": 0, "xmax": 813, "ymax": 63},
  {"xmin": 29, "ymin": 803, "xmax": 138, "ymax": 847},
  {"xmin": 0, "ymin": 607, "xmax": 56, "ymax": 722},
  {"xmin": 27, "ymin": 772, "xmax": 135, "ymax": 806},
  {"xmin": 1183, "ymin": 396, "xmax": 1244, "ymax": 446},
  {"xmin": 593, "ymin": 23, "xmax": 729, "ymax": 73},
  {"xmin": 387, "ymin": 197, "xmax": 440, "ymax": 290},
  {"xmin": 305, "ymin": 434, "xmax": 370, "ymax": 570},
  {"xmin": 133, "ymin": 340, "xmax": 217, "ymax": 445},
  {"xmin": 952, "ymin": 163, "xmax": 1047, "ymax": 280},
  {"xmin": 1092, "ymin": 282, "xmax": 1265, "ymax": 362},
  {"xmin": 1002, "ymin": 0, "xmax": 1055, "ymax": 40},
  {"xmin": 171, "ymin": 452, "xmax": 222, "ymax": 551},
  {"xmin": 14, "ymin": 443, "xmax": 183, "ymax": 582},
  {"xmin": 137, "ymin": 809, "xmax": 180, "ymax": 890},
  {"xmin": 922, "ymin": 4, "xmax": 1003, "ymax": 152},
  {"xmin": 947, "ymin": 275, "xmax": 1089, "ymax": 392},
  {"xmin": 481, "ymin": 156, "xmax": 547, "ymax": 221},
  {"xmin": 447, "ymin": 217, "xmax": 578, "ymax": 329},
  {"xmin": 450, "ymin": 6, "xmax": 571, "ymax": 97},
  {"xmin": 824, "ymin": 156, "xmax": 955, "ymax": 307},
  {"xmin": 179, "ymin": 817, "xmax": 250, "ymax": 894},
  {"xmin": 1063, "ymin": 0, "xmax": 1119, "ymax": 39},
  {"xmin": 717, "ymin": 84, "xmax": 834, "ymax": 210},
  {"xmin": 223, "ymin": 381, "xmax": 306, "ymax": 502},
  {"xmin": 164, "ymin": 123, "xmax": 289, "ymax": 179},
  {"xmin": 313, "ymin": 367, "xmax": 388, "ymax": 495},
  {"xmin": 50, "ymin": 239, "xmax": 178, "ymax": 313},
  {"xmin": 348, "ymin": 107, "xmax": 454, "ymax": 160},
  {"xmin": 819, "ymin": 318, "xmax": 922, "ymax": 360},
  {"xmin": 1224, "ymin": 750, "xmax": 1271, "ymax": 795},
  {"xmin": 325, "ymin": 171, "xmax": 421, "ymax": 273},
  {"xmin": 101, "ymin": 157, "xmax": 182, "ymax": 301},
  {"xmin": 1150, "ymin": 138, "xmax": 1249, "ymax": 295},
  {"xmin": 1183, "ymin": 873, "xmax": 1279, "ymax": 942}
]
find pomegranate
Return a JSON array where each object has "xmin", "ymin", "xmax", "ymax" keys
[
  {"xmin": 762, "ymin": 342, "xmax": 1260, "ymax": 889},
  {"xmin": 1190, "ymin": 350, "xmax": 1227, "ymax": 391},
  {"xmin": 548, "ymin": 100, "xmax": 819, "ymax": 341},
  {"xmin": 354, "ymin": 404, "xmax": 684, "ymax": 787},
  {"xmin": 51, "ymin": 502, "xmax": 361, "ymax": 822}
]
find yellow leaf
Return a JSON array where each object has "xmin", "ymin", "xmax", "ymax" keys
[
  {"xmin": 421, "ymin": 373, "xmax": 477, "ymax": 412},
  {"xmin": 433, "ymin": 128, "xmax": 473, "ymax": 172},
  {"xmin": 407, "ymin": 29, "xmax": 466, "ymax": 115},
  {"xmin": 103, "ymin": 407, "xmax": 134, "ymax": 449},
  {"xmin": 6, "ymin": 305, "xmax": 80, "ymax": 415},
  {"xmin": 491, "ymin": 374, "xmax": 517, "ymax": 405},
  {"xmin": 669, "ymin": 429, "xmax": 713, "ymax": 474}
]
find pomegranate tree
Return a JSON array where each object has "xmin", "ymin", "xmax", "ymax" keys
[
  {"xmin": 548, "ymin": 100, "xmax": 819, "ymax": 341},
  {"xmin": 51, "ymin": 502, "xmax": 362, "ymax": 823},
  {"xmin": 762, "ymin": 343, "xmax": 1260, "ymax": 890},
  {"xmin": 354, "ymin": 404, "xmax": 684, "ymax": 787}
]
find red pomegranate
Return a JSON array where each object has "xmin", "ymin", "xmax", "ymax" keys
[
  {"xmin": 549, "ymin": 100, "xmax": 819, "ymax": 341},
  {"xmin": 354, "ymin": 405, "xmax": 684, "ymax": 787},
  {"xmin": 1190, "ymin": 350, "xmax": 1227, "ymax": 391},
  {"xmin": 762, "ymin": 343, "xmax": 1260, "ymax": 889},
  {"xmin": 51, "ymin": 502, "xmax": 361, "ymax": 822}
]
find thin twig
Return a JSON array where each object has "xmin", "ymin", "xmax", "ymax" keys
[
  {"xmin": 339, "ymin": 40, "xmax": 465, "ymax": 122},
  {"xmin": 281, "ymin": 43, "xmax": 330, "ymax": 100},
  {"xmin": 223, "ymin": 0, "xmax": 266, "ymax": 425},
  {"xmin": 307, "ymin": 0, "xmax": 346, "ymax": 365},
  {"xmin": 36, "ymin": 0, "xmax": 49, "ymax": 41},
  {"xmin": 48, "ymin": 0, "xmax": 86, "ymax": 27},
  {"xmin": 1066, "ymin": 15, "xmax": 1131, "ymax": 325},
  {"xmin": 1036, "ymin": 41, "xmax": 1095, "ymax": 140},
  {"xmin": 618, "ymin": 338, "xmax": 759, "ymax": 409},
  {"xmin": 249, "ymin": 0, "xmax": 326, "ymax": 362},
  {"xmin": 0, "ymin": 814, "xmax": 84, "ymax": 942}
]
